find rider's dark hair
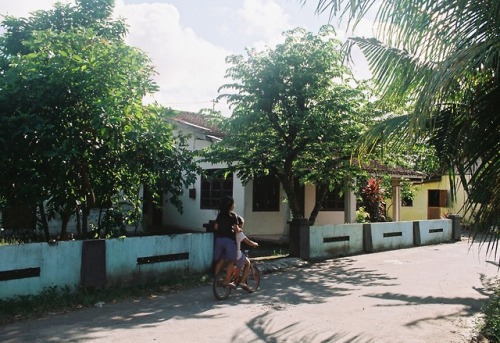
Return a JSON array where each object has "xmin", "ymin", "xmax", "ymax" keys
[{"xmin": 218, "ymin": 196, "xmax": 234, "ymax": 214}]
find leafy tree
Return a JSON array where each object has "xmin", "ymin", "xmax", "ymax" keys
[
  {"xmin": 203, "ymin": 26, "xmax": 372, "ymax": 223},
  {"xmin": 305, "ymin": 0, "xmax": 499, "ymax": 247},
  {"xmin": 0, "ymin": 0, "xmax": 197, "ymax": 240}
]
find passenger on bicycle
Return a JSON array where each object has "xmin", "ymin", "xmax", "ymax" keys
[
  {"xmin": 235, "ymin": 216, "xmax": 259, "ymax": 292},
  {"xmin": 213, "ymin": 196, "xmax": 241, "ymax": 288}
]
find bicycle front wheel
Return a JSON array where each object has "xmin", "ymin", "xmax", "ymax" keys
[
  {"xmin": 246, "ymin": 265, "xmax": 260, "ymax": 292},
  {"xmin": 213, "ymin": 271, "xmax": 232, "ymax": 300}
]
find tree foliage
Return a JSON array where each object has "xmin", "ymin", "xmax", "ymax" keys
[
  {"xmin": 305, "ymin": 0, "xmax": 499, "ymax": 247},
  {"xmin": 0, "ymin": 0, "xmax": 198, "ymax": 240},
  {"xmin": 203, "ymin": 26, "xmax": 373, "ymax": 222}
]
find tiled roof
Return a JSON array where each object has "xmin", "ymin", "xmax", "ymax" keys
[
  {"xmin": 168, "ymin": 111, "xmax": 224, "ymax": 139},
  {"xmin": 169, "ymin": 111, "xmax": 425, "ymax": 180},
  {"xmin": 353, "ymin": 158, "xmax": 425, "ymax": 179}
]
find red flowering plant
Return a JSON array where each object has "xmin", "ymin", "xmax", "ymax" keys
[{"xmin": 360, "ymin": 178, "xmax": 387, "ymax": 222}]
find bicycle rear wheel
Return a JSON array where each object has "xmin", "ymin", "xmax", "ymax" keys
[
  {"xmin": 213, "ymin": 271, "xmax": 232, "ymax": 300},
  {"xmin": 246, "ymin": 265, "xmax": 260, "ymax": 292}
]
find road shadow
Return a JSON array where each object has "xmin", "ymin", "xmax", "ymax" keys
[
  {"xmin": 231, "ymin": 312, "xmax": 380, "ymax": 343},
  {"xmin": 0, "ymin": 253, "xmax": 494, "ymax": 343},
  {"xmin": 0, "ymin": 257, "xmax": 395, "ymax": 342}
]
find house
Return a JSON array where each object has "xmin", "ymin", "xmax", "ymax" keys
[
  {"xmin": 393, "ymin": 174, "xmax": 471, "ymax": 223},
  {"xmin": 0, "ymin": 110, "xmax": 439, "ymax": 241},
  {"xmin": 158, "ymin": 112, "xmax": 427, "ymax": 239}
]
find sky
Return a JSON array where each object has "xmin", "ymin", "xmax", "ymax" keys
[{"xmin": 0, "ymin": 0, "xmax": 374, "ymax": 116}]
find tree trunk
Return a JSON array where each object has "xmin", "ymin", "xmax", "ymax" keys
[
  {"xmin": 38, "ymin": 202, "xmax": 50, "ymax": 242},
  {"xmin": 59, "ymin": 208, "xmax": 72, "ymax": 240},
  {"xmin": 308, "ymin": 186, "xmax": 328, "ymax": 225},
  {"xmin": 82, "ymin": 201, "xmax": 89, "ymax": 239},
  {"xmin": 80, "ymin": 163, "xmax": 95, "ymax": 239},
  {"xmin": 76, "ymin": 205, "xmax": 81, "ymax": 239},
  {"xmin": 280, "ymin": 173, "xmax": 303, "ymax": 219}
]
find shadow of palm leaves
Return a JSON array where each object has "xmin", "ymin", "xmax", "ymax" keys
[
  {"xmin": 248, "ymin": 258, "xmax": 399, "ymax": 306},
  {"xmin": 231, "ymin": 312, "xmax": 379, "ymax": 343},
  {"xmin": 362, "ymin": 273, "xmax": 498, "ymax": 327},
  {"xmin": 225, "ymin": 258, "xmax": 399, "ymax": 343}
]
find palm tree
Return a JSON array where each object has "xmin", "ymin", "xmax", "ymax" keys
[{"xmin": 302, "ymin": 0, "xmax": 499, "ymax": 251}]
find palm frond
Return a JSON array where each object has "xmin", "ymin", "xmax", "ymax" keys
[{"xmin": 305, "ymin": 0, "xmax": 500, "ymax": 256}]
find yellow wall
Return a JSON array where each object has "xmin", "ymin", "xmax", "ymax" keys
[{"xmin": 386, "ymin": 175, "xmax": 470, "ymax": 222}]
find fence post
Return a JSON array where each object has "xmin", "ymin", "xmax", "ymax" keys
[
  {"xmin": 363, "ymin": 223, "xmax": 373, "ymax": 253},
  {"xmin": 448, "ymin": 215, "xmax": 462, "ymax": 241},
  {"xmin": 81, "ymin": 240, "xmax": 106, "ymax": 288},
  {"xmin": 413, "ymin": 221, "xmax": 422, "ymax": 246},
  {"xmin": 289, "ymin": 219, "xmax": 310, "ymax": 259}
]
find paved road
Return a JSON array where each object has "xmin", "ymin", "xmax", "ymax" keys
[{"xmin": 1, "ymin": 239, "xmax": 498, "ymax": 343}]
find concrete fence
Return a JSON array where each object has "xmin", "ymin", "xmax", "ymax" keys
[
  {"xmin": 0, "ymin": 233, "xmax": 213, "ymax": 300},
  {"xmin": 0, "ymin": 219, "xmax": 461, "ymax": 300},
  {"xmin": 309, "ymin": 223, "xmax": 364, "ymax": 259},
  {"xmin": 307, "ymin": 219, "xmax": 457, "ymax": 260}
]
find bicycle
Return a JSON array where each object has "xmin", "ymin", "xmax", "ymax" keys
[{"xmin": 212, "ymin": 250, "xmax": 261, "ymax": 300}]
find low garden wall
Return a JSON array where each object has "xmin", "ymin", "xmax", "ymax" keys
[
  {"xmin": 0, "ymin": 233, "xmax": 213, "ymax": 300},
  {"xmin": 308, "ymin": 219, "xmax": 455, "ymax": 260},
  {"xmin": 309, "ymin": 223, "xmax": 364, "ymax": 259},
  {"xmin": 0, "ymin": 219, "xmax": 460, "ymax": 299}
]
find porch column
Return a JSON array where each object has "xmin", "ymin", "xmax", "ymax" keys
[
  {"xmin": 344, "ymin": 177, "xmax": 356, "ymax": 223},
  {"xmin": 344, "ymin": 188, "xmax": 356, "ymax": 223},
  {"xmin": 391, "ymin": 177, "xmax": 401, "ymax": 221}
]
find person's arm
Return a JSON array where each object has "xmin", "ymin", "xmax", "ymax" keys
[
  {"xmin": 242, "ymin": 237, "xmax": 259, "ymax": 248},
  {"xmin": 232, "ymin": 223, "xmax": 242, "ymax": 233}
]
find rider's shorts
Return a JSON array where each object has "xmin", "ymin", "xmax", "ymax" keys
[{"xmin": 214, "ymin": 237, "xmax": 237, "ymax": 262}]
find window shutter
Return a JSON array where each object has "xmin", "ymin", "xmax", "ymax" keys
[{"xmin": 439, "ymin": 190, "xmax": 448, "ymax": 207}]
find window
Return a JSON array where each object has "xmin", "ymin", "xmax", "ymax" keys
[
  {"xmin": 402, "ymin": 196, "xmax": 413, "ymax": 207},
  {"xmin": 317, "ymin": 187, "xmax": 344, "ymax": 211},
  {"xmin": 200, "ymin": 169, "xmax": 233, "ymax": 209},
  {"xmin": 428, "ymin": 189, "xmax": 448, "ymax": 207},
  {"xmin": 253, "ymin": 175, "xmax": 280, "ymax": 211}
]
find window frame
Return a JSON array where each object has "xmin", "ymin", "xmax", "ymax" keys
[
  {"xmin": 200, "ymin": 169, "xmax": 233, "ymax": 210},
  {"xmin": 317, "ymin": 186, "xmax": 345, "ymax": 212},
  {"xmin": 401, "ymin": 196, "xmax": 414, "ymax": 207},
  {"xmin": 428, "ymin": 189, "xmax": 448, "ymax": 207},
  {"xmin": 252, "ymin": 175, "xmax": 280, "ymax": 212}
]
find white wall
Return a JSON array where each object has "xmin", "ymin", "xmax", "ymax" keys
[
  {"xmin": 161, "ymin": 129, "xmax": 246, "ymax": 232},
  {"xmin": 0, "ymin": 241, "xmax": 82, "ymax": 299},
  {"xmin": 162, "ymin": 126, "xmax": 352, "ymax": 237},
  {"xmin": 309, "ymin": 223, "xmax": 364, "ymax": 259},
  {"xmin": 242, "ymin": 180, "xmax": 290, "ymax": 236},
  {"xmin": 304, "ymin": 184, "xmax": 349, "ymax": 225},
  {"xmin": 369, "ymin": 221, "xmax": 414, "ymax": 252}
]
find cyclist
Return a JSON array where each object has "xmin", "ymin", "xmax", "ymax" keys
[
  {"xmin": 213, "ymin": 196, "xmax": 241, "ymax": 288},
  {"xmin": 235, "ymin": 216, "xmax": 259, "ymax": 292}
]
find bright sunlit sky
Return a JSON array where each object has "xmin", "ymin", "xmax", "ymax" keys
[{"xmin": 0, "ymin": 0, "xmax": 374, "ymax": 116}]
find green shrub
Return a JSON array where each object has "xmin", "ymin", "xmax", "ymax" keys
[
  {"xmin": 356, "ymin": 207, "xmax": 369, "ymax": 223},
  {"xmin": 481, "ymin": 282, "xmax": 500, "ymax": 342}
]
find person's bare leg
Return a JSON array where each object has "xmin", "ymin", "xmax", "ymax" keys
[
  {"xmin": 214, "ymin": 259, "xmax": 225, "ymax": 276},
  {"xmin": 223, "ymin": 261, "xmax": 235, "ymax": 286},
  {"xmin": 240, "ymin": 258, "xmax": 251, "ymax": 284},
  {"xmin": 239, "ymin": 258, "xmax": 254, "ymax": 292}
]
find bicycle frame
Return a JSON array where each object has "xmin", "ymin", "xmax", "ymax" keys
[{"xmin": 212, "ymin": 258, "xmax": 260, "ymax": 300}]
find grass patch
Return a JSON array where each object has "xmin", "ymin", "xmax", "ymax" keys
[
  {"xmin": 250, "ymin": 241, "xmax": 289, "ymax": 259},
  {"xmin": 0, "ymin": 273, "xmax": 211, "ymax": 325},
  {"xmin": 480, "ymin": 280, "xmax": 500, "ymax": 342}
]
